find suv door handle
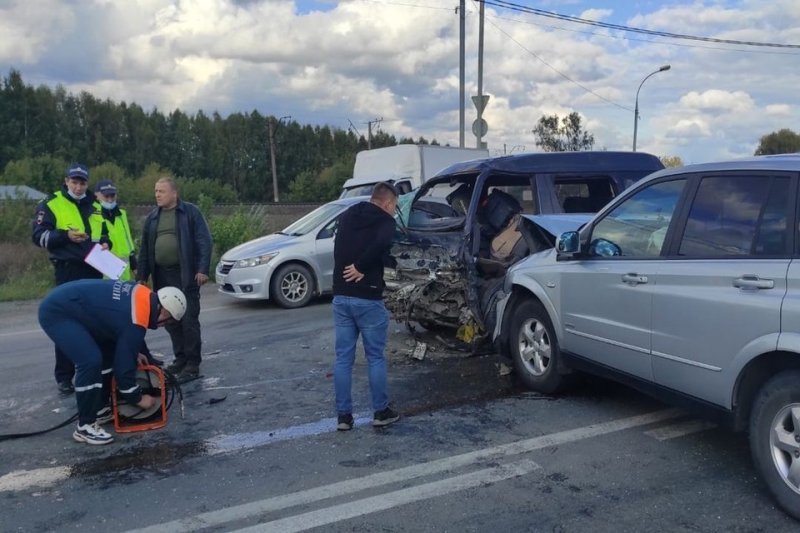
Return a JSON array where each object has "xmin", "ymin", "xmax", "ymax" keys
[
  {"xmin": 621, "ymin": 273, "xmax": 648, "ymax": 285},
  {"xmin": 733, "ymin": 275, "xmax": 774, "ymax": 290}
]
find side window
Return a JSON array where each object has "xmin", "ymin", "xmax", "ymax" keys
[
  {"xmin": 317, "ymin": 217, "xmax": 339, "ymax": 240},
  {"xmin": 678, "ymin": 176, "xmax": 790, "ymax": 257},
  {"xmin": 395, "ymin": 180, "xmax": 412, "ymax": 195},
  {"xmin": 555, "ymin": 176, "xmax": 615, "ymax": 214},
  {"xmin": 590, "ymin": 179, "xmax": 686, "ymax": 257}
]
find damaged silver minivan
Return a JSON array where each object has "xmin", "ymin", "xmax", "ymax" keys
[{"xmin": 384, "ymin": 151, "xmax": 664, "ymax": 346}]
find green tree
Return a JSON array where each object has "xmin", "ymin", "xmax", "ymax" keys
[
  {"xmin": 1, "ymin": 155, "xmax": 68, "ymax": 192},
  {"xmin": 286, "ymin": 155, "xmax": 355, "ymax": 202},
  {"xmin": 755, "ymin": 129, "xmax": 800, "ymax": 155},
  {"xmin": 532, "ymin": 112, "xmax": 595, "ymax": 152},
  {"xmin": 659, "ymin": 155, "xmax": 683, "ymax": 168}
]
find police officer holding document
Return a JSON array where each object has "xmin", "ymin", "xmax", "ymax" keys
[
  {"xmin": 95, "ymin": 178, "xmax": 137, "ymax": 281},
  {"xmin": 32, "ymin": 163, "xmax": 111, "ymax": 395}
]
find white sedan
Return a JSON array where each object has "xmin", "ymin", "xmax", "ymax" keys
[{"xmin": 215, "ymin": 196, "xmax": 368, "ymax": 308}]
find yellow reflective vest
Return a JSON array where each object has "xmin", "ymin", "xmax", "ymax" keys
[
  {"xmin": 47, "ymin": 191, "xmax": 104, "ymax": 240},
  {"xmin": 102, "ymin": 208, "xmax": 135, "ymax": 281}
]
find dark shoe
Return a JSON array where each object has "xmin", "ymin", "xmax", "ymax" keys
[
  {"xmin": 176, "ymin": 364, "xmax": 200, "ymax": 383},
  {"xmin": 337, "ymin": 414, "xmax": 354, "ymax": 431},
  {"xmin": 57, "ymin": 381, "xmax": 75, "ymax": 395},
  {"xmin": 373, "ymin": 407, "xmax": 400, "ymax": 427},
  {"xmin": 166, "ymin": 360, "xmax": 186, "ymax": 375},
  {"xmin": 96, "ymin": 406, "xmax": 114, "ymax": 425},
  {"xmin": 73, "ymin": 422, "xmax": 114, "ymax": 445}
]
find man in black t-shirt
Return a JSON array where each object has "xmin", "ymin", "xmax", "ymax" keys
[{"xmin": 332, "ymin": 182, "xmax": 400, "ymax": 431}]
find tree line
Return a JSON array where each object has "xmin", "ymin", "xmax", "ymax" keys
[
  {"xmin": 3, "ymin": 68, "xmax": 796, "ymax": 204},
  {"xmin": 0, "ymin": 69, "xmax": 436, "ymax": 203}
]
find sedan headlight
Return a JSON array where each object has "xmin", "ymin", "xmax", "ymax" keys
[{"xmin": 234, "ymin": 253, "xmax": 278, "ymax": 269}]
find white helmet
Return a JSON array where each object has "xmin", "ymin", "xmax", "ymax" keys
[{"xmin": 157, "ymin": 287, "xmax": 187, "ymax": 321}]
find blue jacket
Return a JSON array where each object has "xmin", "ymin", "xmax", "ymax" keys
[
  {"xmin": 39, "ymin": 279, "xmax": 160, "ymax": 400},
  {"xmin": 137, "ymin": 199, "xmax": 212, "ymax": 290}
]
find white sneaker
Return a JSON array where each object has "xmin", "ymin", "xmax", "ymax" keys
[
  {"xmin": 73, "ymin": 422, "xmax": 114, "ymax": 445},
  {"xmin": 96, "ymin": 406, "xmax": 114, "ymax": 425}
]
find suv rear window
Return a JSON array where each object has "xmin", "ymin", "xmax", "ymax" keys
[
  {"xmin": 678, "ymin": 176, "xmax": 790, "ymax": 257},
  {"xmin": 553, "ymin": 176, "xmax": 615, "ymax": 213}
]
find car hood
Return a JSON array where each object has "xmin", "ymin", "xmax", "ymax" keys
[
  {"xmin": 220, "ymin": 233, "xmax": 300, "ymax": 261},
  {"xmin": 524, "ymin": 213, "xmax": 593, "ymax": 237}
]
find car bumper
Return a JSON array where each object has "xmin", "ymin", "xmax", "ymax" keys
[{"xmin": 216, "ymin": 262, "xmax": 275, "ymax": 300}]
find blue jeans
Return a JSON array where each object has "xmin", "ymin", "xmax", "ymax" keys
[{"xmin": 333, "ymin": 295, "xmax": 390, "ymax": 415}]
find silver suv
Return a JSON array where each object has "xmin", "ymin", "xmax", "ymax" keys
[{"xmin": 494, "ymin": 154, "xmax": 800, "ymax": 518}]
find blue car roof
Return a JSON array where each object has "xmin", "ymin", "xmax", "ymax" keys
[{"xmin": 432, "ymin": 151, "xmax": 664, "ymax": 178}]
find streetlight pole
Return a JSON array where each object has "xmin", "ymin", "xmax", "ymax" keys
[
  {"xmin": 268, "ymin": 115, "xmax": 291, "ymax": 202},
  {"xmin": 633, "ymin": 64, "xmax": 670, "ymax": 152}
]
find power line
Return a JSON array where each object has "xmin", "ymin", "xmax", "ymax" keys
[
  {"xmin": 488, "ymin": 12, "xmax": 800, "ymax": 56},
  {"xmin": 482, "ymin": 12, "xmax": 633, "ymax": 111},
  {"xmin": 483, "ymin": 0, "xmax": 800, "ymax": 49}
]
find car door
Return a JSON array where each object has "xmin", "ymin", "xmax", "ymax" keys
[
  {"xmin": 314, "ymin": 215, "xmax": 341, "ymax": 292},
  {"xmin": 559, "ymin": 178, "xmax": 688, "ymax": 380},
  {"xmin": 652, "ymin": 173, "xmax": 794, "ymax": 407}
]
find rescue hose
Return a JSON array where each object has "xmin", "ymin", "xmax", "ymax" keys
[
  {"xmin": 0, "ymin": 368, "xmax": 185, "ymax": 442},
  {"xmin": 0, "ymin": 413, "xmax": 79, "ymax": 441}
]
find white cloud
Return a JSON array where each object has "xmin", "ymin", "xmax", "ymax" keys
[
  {"xmin": 766, "ymin": 104, "xmax": 792, "ymax": 116},
  {"xmin": 678, "ymin": 90, "xmax": 755, "ymax": 113},
  {"xmin": 579, "ymin": 9, "xmax": 613, "ymax": 22},
  {"xmin": 1, "ymin": 0, "xmax": 799, "ymax": 164},
  {"xmin": 0, "ymin": 0, "xmax": 73, "ymax": 64}
]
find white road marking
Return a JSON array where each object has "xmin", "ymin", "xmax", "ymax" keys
[
  {"xmin": 232, "ymin": 459, "xmax": 542, "ymax": 533},
  {"xmin": 126, "ymin": 408, "xmax": 680, "ymax": 533},
  {"xmin": 644, "ymin": 419, "xmax": 717, "ymax": 441},
  {"xmin": 0, "ymin": 328, "xmax": 42, "ymax": 338},
  {"xmin": 0, "ymin": 467, "xmax": 71, "ymax": 492}
]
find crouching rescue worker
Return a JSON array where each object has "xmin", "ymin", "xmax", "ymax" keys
[{"xmin": 38, "ymin": 279, "xmax": 187, "ymax": 445}]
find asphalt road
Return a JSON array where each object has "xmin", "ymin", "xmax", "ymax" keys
[{"xmin": 0, "ymin": 286, "xmax": 797, "ymax": 532}]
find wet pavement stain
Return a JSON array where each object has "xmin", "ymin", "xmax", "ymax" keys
[
  {"xmin": 64, "ymin": 353, "xmax": 530, "ymax": 483},
  {"xmin": 69, "ymin": 440, "xmax": 208, "ymax": 483}
]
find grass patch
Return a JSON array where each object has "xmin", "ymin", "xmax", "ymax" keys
[
  {"xmin": 0, "ymin": 266, "xmax": 52, "ymax": 301},
  {"xmin": 0, "ymin": 243, "xmax": 53, "ymax": 302}
]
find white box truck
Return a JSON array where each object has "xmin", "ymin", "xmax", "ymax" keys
[{"xmin": 340, "ymin": 145, "xmax": 489, "ymax": 198}]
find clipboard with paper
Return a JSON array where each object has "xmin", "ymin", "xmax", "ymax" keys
[{"xmin": 84, "ymin": 243, "xmax": 127, "ymax": 280}]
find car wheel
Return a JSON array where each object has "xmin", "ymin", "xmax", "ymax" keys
[
  {"xmin": 270, "ymin": 264, "xmax": 314, "ymax": 309},
  {"xmin": 509, "ymin": 299, "xmax": 564, "ymax": 394},
  {"xmin": 749, "ymin": 370, "xmax": 800, "ymax": 520}
]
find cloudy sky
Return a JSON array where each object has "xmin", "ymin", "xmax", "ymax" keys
[{"xmin": 1, "ymin": 0, "xmax": 798, "ymax": 163}]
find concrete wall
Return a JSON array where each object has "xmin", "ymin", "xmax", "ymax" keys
[{"xmin": 126, "ymin": 203, "xmax": 323, "ymax": 235}]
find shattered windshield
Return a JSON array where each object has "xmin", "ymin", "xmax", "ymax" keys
[{"xmin": 408, "ymin": 175, "xmax": 478, "ymax": 229}]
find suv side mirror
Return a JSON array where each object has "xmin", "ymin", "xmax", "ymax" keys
[
  {"xmin": 557, "ymin": 231, "xmax": 580, "ymax": 253},
  {"xmin": 588, "ymin": 238, "xmax": 621, "ymax": 257}
]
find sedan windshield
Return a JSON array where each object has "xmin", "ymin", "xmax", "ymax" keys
[{"xmin": 282, "ymin": 203, "xmax": 343, "ymax": 236}]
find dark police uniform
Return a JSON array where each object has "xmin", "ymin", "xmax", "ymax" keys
[{"xmin": 32, "ymin": 184, "xmax": 109, "ymax": 388}]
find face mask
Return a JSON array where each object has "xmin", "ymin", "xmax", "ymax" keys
[
  {"xmin": 67, "ymin": 189, "xmax": 86, "ymax": 201},
  {"xmin": 101, "ymin": 200, "xmax": 117, "ymax": 210}
]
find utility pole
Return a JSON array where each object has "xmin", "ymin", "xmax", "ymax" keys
[
  {"xmin": 268, "ymin": 115, "xmax": 291, "ymax": 202},
  {"xmin": 476, "ymin": 0, "xmax": 485, "ymax": 149},
  {"xmin": 459, "ymin": 0, "xmax": 465, "ymax": 147},
  {"xmin": 366, "ymin": 117, "xmax": 383, "ymax": 149}
]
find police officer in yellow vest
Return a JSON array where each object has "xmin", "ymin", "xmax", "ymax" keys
[
  {"xmin": 32, "ymin": 162, "xmax": 111, "ymax": 395},
  {"xmin": 94, "ymin": 179, "xmax": 136, "ymax": 282}
]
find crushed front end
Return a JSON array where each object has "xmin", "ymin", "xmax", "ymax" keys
[{"xmin": 384, "ymin": 231, "xmax": 485, "ymax": 344}]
